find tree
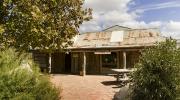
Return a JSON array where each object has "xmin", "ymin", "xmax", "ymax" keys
[
  {"xmin": 0, "ymin": 25, "xmax": 4, "ymax": 34},
  {"xmin": 0, "ymin": 48, "xmax": 60, "ymax": 100},
  {"xmin": 131, "ymin": 39, "xmax": 180, "ymax": 100},
  {"xmin": 0, "ymin": 0, "xmax": 92, "ymax": 73}
]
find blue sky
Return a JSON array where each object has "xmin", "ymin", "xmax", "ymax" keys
[
  {"xmin": 129, "ymin": 0, "xmax": 180, "ymax": 22},
  {"xmin": 80, "ymin": 0, "xmax": 180, "ymax": 39}
]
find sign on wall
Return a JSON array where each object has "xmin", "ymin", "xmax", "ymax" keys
[
  {"xmin": 110, "ymin": 31, "xmax": 124, "ymax": 42},
  {"xmin": 94, "ymin": 52, "xmax": 111, "ymax": 54}
]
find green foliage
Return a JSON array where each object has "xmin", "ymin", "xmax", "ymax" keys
[
  {"xmin": 0, "ymin": 48, "xmax": 60, "ymax": 100},
  {"xmin": 32, "ymin": 76, "xmax": 60, "ymax": 100},
  {"xmin": 131, "ymin": 39, "xmax": 180, "ymax": 100},
  {"xmin": 0, "ymin": 0, "xmax": 92, "ymax": 52},
  {"xmin": 0, "ymin": 25, "xmax": 4, "ymax": 33}
]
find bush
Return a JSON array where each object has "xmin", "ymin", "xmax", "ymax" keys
[
  {"xmin": 131, "ymin": 39, "xmax": 180, "ymax": 100},
  {"xmin": 0, "ymin": 48, "xmax": 60, "ymax": 100}
]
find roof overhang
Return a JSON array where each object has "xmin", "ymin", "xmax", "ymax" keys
[{"xmin": 67, "ymin": 44, "xmax": 154, "ymax": 52}]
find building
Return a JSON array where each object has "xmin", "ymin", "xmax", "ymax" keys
[{"xmin": 32, "ymin": 25, "xmax": 165, "ymax": 75}]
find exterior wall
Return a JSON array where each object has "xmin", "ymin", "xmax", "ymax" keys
[
  {"xmin": 118, "ymin": 51, "xmax": 124, "ymax": 69},
  {"xmin": 51, "ymin": 51, "xmax": 140, "ymax": 74},
  {"xmin": 86, "ymin": 52, "xmax": 100, "ymax": 74},
  {"xmin": 32, "ymin": 51, "xmax": 66, "ymax": 73},
  {"xmin": 126, "ymin": 51, "xmax": 140, "ymax": 68},
  {"xmin": 71, "ymin": 52, "xmax": 81, "ymax": 73},
  {"xmin": 32, "ymin": 50, "xmax": 141, "ymax": 74},
  {"xmin": 32, "ymin": 51, "xmax": 49, "ymax": 72},
  {"xmin": 71, "ymin": 52, "xmax": 101, "ymax": 74},
  {"xmin": 52, "ymin": 52, "xmax": 65, "ymax": 73},
  {"xmin": 117, "ymin": 51, "xmax": 140, "ymax": 69}
]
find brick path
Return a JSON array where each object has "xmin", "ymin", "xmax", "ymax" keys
[{"xmin": 51, "ymin": 74, "xmax": 120, "ymax": 100}]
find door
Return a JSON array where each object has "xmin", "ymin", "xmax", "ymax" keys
[
  {"xmin": 65, "ymin": 53, "xmax": 71, "ymax": 73},
  {"xmin": 52, "ymin": 53, "xmax": 65, "ymax": 73}
]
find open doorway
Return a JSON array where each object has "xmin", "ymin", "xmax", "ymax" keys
[
  {"xmin": 101, "ymin": 52, "xmax": 117, "ymax": 73},
  {"xmin": 65, "ymin": 53, "xmax": 71, "ymax": 73}
]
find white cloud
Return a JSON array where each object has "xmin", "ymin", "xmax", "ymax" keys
[
  {"xmin": 80, "ymin": 0, "xmax": 180, "ymax": 39},
  {"xmin": 84, "ymin": 0, "xmax": 131, "ymax": 12},
  {"xmin": 121, "ymin": 21, "xmax": 180, "ymax": 39},
  {"xmin": 80, "ymin": 20, "xmax": 101, "ymax": 32},
  {"xmin": 165, "ymin": 21, "xmax": 180, "ymax": 32},
  {"xmin": 119, "ymin": 21, "xmax": 162, "ymax": 33},
  {"xmin": 162, "ymin": 21, "xmax": 180, "ymax": 38},
  {"xmin": 148, "ymin": 21, "xmax": 162, "ymax": 28},
  {"xmin": 80, "ymin": 0, "xmax": 136, "ymax": 32}
]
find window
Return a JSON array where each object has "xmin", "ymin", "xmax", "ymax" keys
[{"xmin": 102, "ymin": 52, "xmax": 117, "ymax": 68}]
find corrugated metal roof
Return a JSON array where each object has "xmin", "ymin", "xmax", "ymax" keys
[{"xmin": 69, "ymin": 28, "xmax": 166, "ymax": 49}]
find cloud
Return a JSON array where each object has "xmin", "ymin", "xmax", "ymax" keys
[
  {"xmin": 133, "ymin": 1, "xmax": 180, "ymax": 13},
  {"xmin": 84, "ymin": 0, "xmax": 131, "ymax": 12},
  {"xmin": 162, "ymin": 21, "xmax": 180, "ymax": 38},
  {"xmin": 121, "ymin": 20, "xmax": 180, "ymax": 39},
  {"xmin": 80, "ymin": 20, "xmax": 101, "ymax": 32},
  {"xmin": 80, "ymin": 0, "xmax": 136, "ymax": 32},
  {"xmin": 165, "ymin": 21, "xmax": 180, "ymax": 32},
  {"xmin": 80, "ymin": 0, "xmax": 180, "ymax": 39},
  {"xmin": 119, "ymin": 21, "xmax": 161, "ymax": 29}
]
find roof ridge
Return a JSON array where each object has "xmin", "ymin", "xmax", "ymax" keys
[{"xmin": 102, "ymin": 25, "xmax": 132, "ymax": 31}]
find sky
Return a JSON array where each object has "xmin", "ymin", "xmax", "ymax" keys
[{"xmin": 79, "ymin": 0, "xmax": 180, "ymax": 39}]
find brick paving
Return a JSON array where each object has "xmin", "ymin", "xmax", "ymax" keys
[{"xmin": 51, "ymin": 74, "xmax": 121, "ymax": 100}]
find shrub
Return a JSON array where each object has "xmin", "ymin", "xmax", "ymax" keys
[
  {"xmin": 0, "ymin": 48, "xmax": 60, "ymax": 100},
  {"xmin": 131, "ymin": 39, "xmax": 180, "ymax": 100}
]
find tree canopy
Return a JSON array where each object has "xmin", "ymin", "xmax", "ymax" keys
[
  {"xmin": 0, "ymin": 0, "xmax": 92, "ymax": 52},
  {"xmin": 131, "ymin": 39, "xmax": 180, "ymax": 100}
]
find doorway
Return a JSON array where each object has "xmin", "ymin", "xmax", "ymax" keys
[
  {"xmin": 65, "ymin": 53, "xmax": 71, "ymax": 73},
  {"xmin": 101, "ymin": 52, "xmax": 118, "ymax": 73}
]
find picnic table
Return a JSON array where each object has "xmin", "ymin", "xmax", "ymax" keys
[{"xmin": 111, "ymin": 68, "xmax": 135, "ymax": 82}]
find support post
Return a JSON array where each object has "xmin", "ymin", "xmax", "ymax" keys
[
  {"xmin": 99, "ymin": 55, "xmax": 102, "ymax": 73},
  {"xmin": 82, "ymin": 52, "xmax": 86, "ymax": 76},
  {"xmin": 49, "ymin": 53, "xmax": 52, "ymax": 74},
  {"xmin": 123, "ymin": 51, "xmax": 127, "ymax": 69},
  {"xmin": 117, "ymin": 52, "xmax": 120, "ymax": 68}
]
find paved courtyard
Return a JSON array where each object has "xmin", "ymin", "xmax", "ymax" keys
[{"xmin": 51, "ymin": 74, "xmax": 121, "ymax": 100}]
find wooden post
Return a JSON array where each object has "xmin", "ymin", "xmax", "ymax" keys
[
  {"xmin": 123, "ymin": 51, "xmax": 126, "ymax": 69},
  {"xmin": 49, "ymin": 53, "xmax": 52, "ymax": 74},
  {"xmin": 117, "ymin": 52, "xmax": 120, "ymax": 68},
  {"xmin": 99, "ymin": 54, "xmax": 102, "ymax": 73},
  {"xmin": 82, "ymin": 52, "xmax": 86, "ymax": 76}
]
